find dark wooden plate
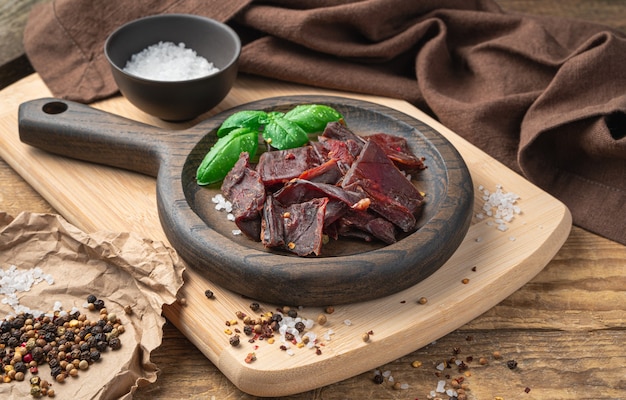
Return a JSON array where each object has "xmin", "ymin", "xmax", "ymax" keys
[{"xmin": 18, "ymin": 95, "xmax": 473, "ymax": 305}]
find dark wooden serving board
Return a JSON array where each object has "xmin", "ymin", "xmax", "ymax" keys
[{"xmin": 17, "ymin": 95, "xmax": 473, "ymax": 306}]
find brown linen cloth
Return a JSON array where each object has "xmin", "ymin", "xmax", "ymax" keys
[{"xmin": 23, "ymin": 0, "xmax": 626, "ymax": 245}]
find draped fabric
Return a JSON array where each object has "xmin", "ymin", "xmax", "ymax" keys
[{"xmin": 23, "ymin": 0, "xmax": 626, "ymax": 244}]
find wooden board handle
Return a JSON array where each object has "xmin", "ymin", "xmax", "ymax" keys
[{"xmin": 18, "ymin": 98, "xmax": 169, "ymax": 177}]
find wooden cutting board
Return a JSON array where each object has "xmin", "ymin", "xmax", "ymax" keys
[{"xmin": 0, "ymin": 74, "xmax": 571, "ymax": 397}]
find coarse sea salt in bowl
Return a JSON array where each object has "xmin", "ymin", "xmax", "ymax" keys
[{"xmin": 105, "ymin": 14, "xmax": 240, "ymax": 121}]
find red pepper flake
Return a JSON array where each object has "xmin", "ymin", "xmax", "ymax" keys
[{"xmin": 245, "ymin": 352, "xmax": 257, "ymax": 363}]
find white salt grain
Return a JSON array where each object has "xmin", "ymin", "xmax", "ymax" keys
[
  {"xmin": 476, "ymin": 184, "xmax": 521, "ymax": 232},
  {"xmin": 0, "ymin": 265, "xmax": 55, "ymax": 316},
  {"xmin": 436, "ymin": 379, "xmax": 446, "ymax": 393},
  {"xmin": 123, "ymin": 41, "xmax": 219, "ymax": 81}
]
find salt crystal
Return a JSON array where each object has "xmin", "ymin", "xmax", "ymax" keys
[
  {"xmin": 382, "ymin": 370, "xmax": 392, "ymax": 378},
  {"xmin": 436, "ymin": 362, "xmax": 445, "ymax": 371},
  {"xmin": 343, "ymin": 319, "xmax": 352, "ymax": 326},
  {"xmin": 123, "ymin": 41, "xmax": 219, "ymax": 81},
  {"xmin": 0, "ymin": 265, "xmax": 55, "ymax": 316},
  {"xmin": 436, "ymin": 380, "xmax": 446, "ymax": 392},
  {"xmin": 400, "ymin": 383, "xmax": 409, "ymax": 390},
  {"xmin": 232, "ymin": 229, "xmax": 242, "ymax": 235},
  {"xmin": 446, "ymin": 389, "xmax": 458, "ymax": 397}
]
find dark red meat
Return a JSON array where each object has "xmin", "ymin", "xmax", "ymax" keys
[
  {"xmin": 282, "ymin": 197, "xmax": 329, "ymax": 256},
  {"xmin": 257, "ymin": 146, "xmax": 320, "ymax": 187},
  {"xmin": 261, "ymin": 196, "xmax": 285, "ymax": 248},
  {"xmin": 342, "ymin": 140, "xmax": 424, "ymax": 232},
  {"xmin": 218, "ymin": 122, "xmax": 426, "ymax": 255},
  {"xmin": 221, "ymin": 153, "xmax": 266, "ymax": 241},
  {"xmin": 367, "ymin": 133, "xmax": 427, "ymax": 172}
]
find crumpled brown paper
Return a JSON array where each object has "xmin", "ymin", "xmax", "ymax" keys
[{"xmin": 0, "ymin": 211, "xmax": 185, "ymax": 399}]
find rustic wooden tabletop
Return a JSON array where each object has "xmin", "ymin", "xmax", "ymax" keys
[{"xmin": 1, "ymin": 1, "xmax": 625, "ymax": 399}]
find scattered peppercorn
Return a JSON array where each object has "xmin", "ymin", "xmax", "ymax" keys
[
  {"xmin": 86, "ymin": 294, "xmax": 97, "ymax": 304},
  {"xmin": 229, "ymin": 335, "xmax": 241, "ymax": 347},
  {"xmin": 461, "ymin": 278, "xmax": 470, "ymax": 284},
  {"xmin": 325, "ymin": 306, "xmax": 335, "ymax": 314},
  {"xmin": 244, "ymin": 352, "xmax": 256, "ymax": 363},
  {"xmin": 361, "ymin": 332, "xmax": 370, "ymax": 342},
  {"xmin": 373, "ymin": 373, "xmax": 384, "ymax": 384},
  {"xmin": 249, "ymin": 302, "xmax": 260, "ymax": 312},
  {"xmin": 204, "ymin": 289, "xmax": 214, "ymax": 299},
  {"xmin": 418, "ymin": 296, "xmax": 428, "ymax": 305},
  {"xmin": 506, "ymin": 359, "xmax": 518, "ymax": 369},
  {"xmin": 93, "ymin": 299, "xmax": 105, "ymax": 310}
]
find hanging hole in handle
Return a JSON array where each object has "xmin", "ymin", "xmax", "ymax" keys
[{"xmin": 42, "ymin": 101, "xmax": 69, "ymax": 115}]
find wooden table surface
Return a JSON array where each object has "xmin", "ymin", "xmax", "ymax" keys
[{"xmin": 1, "ymin": 1, "xmax": 625, "ymax": 399}]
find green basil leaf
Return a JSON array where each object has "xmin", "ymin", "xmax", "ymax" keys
[
  {"xmin": 216, "ymin": 110, "xmax": 268, "ymax": 138},
  {"xmin": 263, "ymin": 117, "xmax": 309, "ymax": 150},
  {"xmin": 196, "ymin": 127, "xmax": 259, "ymax": 185},
  {"xmin": 283, "ymin": 104, "xmax": 343, "ymax": 133}
]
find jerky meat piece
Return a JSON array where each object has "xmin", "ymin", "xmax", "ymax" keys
[{"xmin": 221, "ymin": 153, "xmax": 266, "ymax": 241}]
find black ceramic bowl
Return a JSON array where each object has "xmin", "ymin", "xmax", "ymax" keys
[{"xmin": 105, "ymin": 14, "xmax": 240, "ymax": 121}]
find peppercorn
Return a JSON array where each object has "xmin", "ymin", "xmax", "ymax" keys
[
  {"xmin": 93, "ymin": 299, "xmax": 105, "ymax": 310},
  {"xmin": 86, "ymin": 294, "xmax": 97, "ymax": 304},
  {"xmin": 506, "ymin": 359, "xmax": 518, "ymax": 369},
  {"xmin": 204, "ymin": 289, "xmax": 214, "ymax": 299},
  {"xmin": 325, "ymin": 306, "xmax": 335, "ymax": 314},
  {"xmin": 229, "ymin": 335, "xmax": 241, "ymax": 347},
  {"xmin": 249, "ymin": 302, "xmax": 260, "ymax": 312},
  {"xmin": 90, "ymin": 350, "xmax": 101, "ymax": 362},
  {"xmin": 50, "ymin": 365, "xmax": 62, "ymax": 378},
  {"xmin": 109, "ymin": 337, "xmax": 122, "ymax": 350},
  {"xmin": 373, "ymin": 373, "xmax": 384, "ymax": 384},
  {"xmin": 30, "ymin": 385, "xmax": 42, "ymax": 397},
  {"xmin": 295, "ymin": 321, "xmax": 305, "ymax": 333},
  {"xmin": 287, "ymin": 309, "xmax": 298, "ymax": 318}
]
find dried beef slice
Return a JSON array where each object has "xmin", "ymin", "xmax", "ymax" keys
[
  {"xmin": 220, "ymin": 122, "xmax": 426, "ymax": 256},
  {"xmin": 221, "ymin": 153, "xmax": 265, "ymax": 241},
  {"xmin": 342, "ymin": 140, "xmax": 424, "ymax": 232}
]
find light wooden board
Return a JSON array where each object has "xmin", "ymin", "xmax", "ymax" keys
[{"xmin": 0, "ymin": 73, "xmax": 571, "ymax": 397}]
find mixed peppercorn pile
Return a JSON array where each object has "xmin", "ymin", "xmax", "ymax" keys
[{"xmin": 0, "ymin": 295, "xmax": 125, "ymax": 397}]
